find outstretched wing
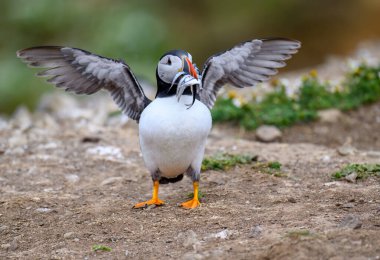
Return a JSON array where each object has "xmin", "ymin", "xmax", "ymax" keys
[
  {"xmin": 199, "ymin": 38, "xmax": 301, "ymax": 109},
  {"xmin": 17, "ymin": 46, "xmax": 151, "ymax": 121}
]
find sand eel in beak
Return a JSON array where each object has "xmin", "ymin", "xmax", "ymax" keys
[{"xmin": 17, "ymin": 38, "xmax": 301, "ymax": 209}]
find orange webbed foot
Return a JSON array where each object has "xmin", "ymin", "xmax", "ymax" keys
[
  {"xmin": 133, "ymin": 198, "xmax": 165, "ymax": 209},
  {"xmin": 180, "ymin": 198, "xmax": 200, "ymax": 209}
]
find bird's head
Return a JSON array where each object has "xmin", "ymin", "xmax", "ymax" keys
[{"xmin": 156, "ymin": 50, "xmax": 201, "ymax": 104}]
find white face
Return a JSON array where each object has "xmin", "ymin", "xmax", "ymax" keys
[{"xmin": 157, "ymin": 55, "xmax": 183, "ymax": 84}]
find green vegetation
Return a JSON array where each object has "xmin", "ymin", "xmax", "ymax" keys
[
  {"xmin": 212, "ymin": 65, "xmax": 380, "ymax": 130},
  {"xmin": 252, "ymin": 161, "xmax": 286, "ymax": 177},
  {"xmin": 201, "ymin": 153, "xmax": 257, "ymax": 171},
  {"xmin": 187, "ymin": 191, "xmax": 205, "ymax": 199},
  {"xmin": 332, "ymin": 163, "xmax": 380, "ymax": 180},
  {"xmin": 92, "ymin": 245, "xmax": 112, "ymax": 252}
]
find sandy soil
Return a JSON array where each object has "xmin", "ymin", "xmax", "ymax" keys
[{"xmin": 0, "ymin": 97, "xmax": 380, "ymax": 259}]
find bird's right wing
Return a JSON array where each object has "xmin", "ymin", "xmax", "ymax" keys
[
  {"xmin": 17, "ymin": 46, "xmax": 151, "ymax": 121},
  {"xmin": 199, "ymin": 38, "xmax": 301, "ymax": 109}
]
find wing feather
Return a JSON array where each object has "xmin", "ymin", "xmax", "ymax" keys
[
  {"xmin": 199, "ymin": 38, "xmax": 300, "ymax": 109},
  {"xmin": 17, "ymin": 46, "xmax": 150, "ymax": 121}
]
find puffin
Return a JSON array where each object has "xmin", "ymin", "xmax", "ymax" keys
[{"xmin": 17, "ymin": 38, "xmax": 300, "ymax": 209}]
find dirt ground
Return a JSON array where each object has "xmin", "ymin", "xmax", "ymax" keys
[{"xmin": 0, "ymin": 95, "xmax": 379, "ymax": 260}]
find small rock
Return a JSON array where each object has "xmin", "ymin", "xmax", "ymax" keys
[
  {"xmin": 63, "ymin": 232, "xmax": 75, "ymax": 239},
  {"xmin": 366, "ymin": 151, "xmax": 380, "ymax": 158},
  {"xmin": 321, "ymin": 155, "xmax": 331, "ymax": 162},
  {"xmin": 249, "ymin": 225, "xmax": 263, "ymax": 238},
  {"xmin": 0, "ymin": 117, "xmax": 8, "ymax": 131},
  {"xmin": 288, "ymin": 197, "xmax": 297, "ymax": 203},
  {"xmin": 338, "ymin": 215, "xmax": 362, "ymax": 229},
  {"xmin": 146, "ymin": 204, "xmax": 157, "ymax": 210},
  {"xmin": 345, "ymin": 172, "xmax": 358, "ymax": 183},
  {"xmin": 35, "ymin": 207, "xmax": 53, "ymax": 213},
  {"xmin": 65, "ymin": 174, "xmax": 80, "ymax": 183},
  {"xmin": 100, "ymin": 177, "xmax": 123, "ymax": 186},
  {"xmin": 342, "ymin": 203, "xmax": 355, "ymax": 209},
  {"xmin": 0, "ymin": 225, "xmax": 8, "ymax": 232},
  {"xmin": 337, "ymin": 145, "xmax": 356, "ymax": 156},
  {"xmin": 182, "ymin": 252, "xmax": 203, "ymax": 260},
  {"xmin": 1, "ymin": 244, "xmax": 11, "ymax": 250},
  {"xmin": 11, "ymin": 106, "xmax": 33, "ymax": 130},
  {"xmin": 182, "ymin": 230, "xmax": 200, "ymax": 249},
  {"xmin": 36, "ymin": 142, "xmax": 59, "ymax": 150},
  {"xmin": 215, "ymin": 229, "xmax": 232, "ymax": 239},
  {"xmin": 125, "ymin": 249, "xmax": 129, "ymax": 257},
  {"xmin": 10, "ymin": 238, "xmax": 18, "ymax": 251},
  {"xmin": 256, "ymin": 125, "xmax": 282, "ymax": 142},
  {"xmin": 86, "ymin": 146, "xmax": 124, "ymax": 161},
  {"xmin": 318, "ymin": 109, "xmax": 342, "ymax": 123},
  {"xmin": 5, "ymin": 147, "xmax": 26, "ymax": 156},
  {"xmin": 8, "ymin": 133, "xmax": 28, "ymax": 148},
  {"xmin": 82, "ymin": 137, "xmax": 101, "ymax": 143}
]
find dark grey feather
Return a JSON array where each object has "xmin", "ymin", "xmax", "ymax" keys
[
  {"xmin": 17, "ymin": 46, "xmax": 151, "ymax": 121},
  {"xmin": 199, "ymin": 38, "xmax": 301, "ymax": 109}
]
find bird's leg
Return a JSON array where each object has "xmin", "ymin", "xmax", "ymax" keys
[
  {"xmin": 133, "ymin": 180, "xmax": 164, "ymax": 208},
  {"xmin": 181, "ymin": 167, "xmax": 201, "ymax": 209},
  {"xmin": 181, "ymin": 181, "xmax": 200, "ymax": 209}
]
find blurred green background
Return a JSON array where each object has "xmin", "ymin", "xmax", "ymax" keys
[{"xmin": 1, "ymin": 0, "xmax": 380, "ymax": 114}]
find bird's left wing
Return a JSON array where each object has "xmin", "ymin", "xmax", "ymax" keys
[
  {"xmin": 17, "ymin": 46, "xmax": 151, "ymax": 121},
  {"xmin": 199, "ymin": 38, "xmax": 301, "ymax": 109}
]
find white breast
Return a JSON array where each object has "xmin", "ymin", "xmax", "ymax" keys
[{"xmin": 139, "ymin": 95, "xmax": 212, "ymax": 177}]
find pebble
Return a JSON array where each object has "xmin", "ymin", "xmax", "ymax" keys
[
  {"xmin": 182, "ymin": 252, "xmax": 203, "ymax": 260},
  {"xmin": 65, "ymin": 174, "xmax": 80, "ymax": 183},
  {"xmin": 366, "ymin": 151, "xmax": 380, "ymax": 158},
  {"xmin": 86, "ymin": 146, "xmax": 124, "ymax": 161},
  {"xmin": 288, "ymin": 197, "xmax": 297, "ymax": 203},
  {"xmin": 249, "ymin": 225, "xmax": 263, "ymax": 238},
  {"xmin": 338, "ymin": 215, "xmax": 362, "ymax": 229},
  {"xmin": 181, "ymin": 230, "xmax": 200, "ymax": 249},
  {"xmin": 318, "ymin": 109, "xmax": 342, "ymax": 123},
  {"xmin": 342, "ymin": 203, "xmax": 355, "ymax": 208},
  {"xmin": 0, "ymin": 117, "xmax": 8, "ymax": 131},
  {"xmin": 214, "ymin": 229, "xmax": 232, "ymax": 239},
  {"xmin": 35, "ymin": 207, "xmax": 53, "ymax": 213},
  {"xmin": 345, "ymin": 172, "xmax": 358, "ymax": 183},
  {"xmin": 63, "ymin": 232, "xmax": 75, "ymax": 239},
  {"xmin": 100, "ymin": 177, "xmax": 123, "ymax": 186},
  {"xmin": 11, "ymin": 106, "xmax": 33, "ymax": 130},
  {"xmin": 256, "ymin": 125, "xmax": 282, "ymax": 142},
  {"xmin": 8, "ymin": 133, "xmax": 28, "ymax": 148},
  {"xmin": 1, "ymin": 244, "xmax": 11, "ymax": 250},
  {"xmin": 337, "ymin": 145, "xmax": 356, "ymax": 156}
]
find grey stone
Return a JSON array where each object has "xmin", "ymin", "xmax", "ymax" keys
[
  {"xmin": 249, "ymin": 225, "xmax": 263, "ymax": 238},
  {"xmin": 11, "ymin": 106, "xmax": 33, "ymax": 131},
  {"xmin": 338, "ymin": 215, "xmax": 362, "ymax": 229},
  {"xmin": 318, "ymin": 109, "xmax": 342, "ymax": 123},
  {"xmin": 182, "ymin": 230, "xmax": 200, "ymax": 249},
  {"xmin": 256, "ymin": 125, "xmax": 282, "ymax": 142},
  {"xmin": 214, "ymin": 229, "xmax": 233, "ymax": 239},
  {"xmin": 345, "ymin": 172, "xmax": 358, "ymax": 183},
  {"xmin": 1, "ymin": 244, "xmax": 11, "ymax": 250},
  {"xmin": 65, "ymin": 174, "xmax": 80, "ymax": 183},
  {"xmin": 63, "ymin": 232, "xmax": 75, "ymax": 239},
  {"xmin": 100, "ymin": 177, "xmax": 123, "ymax": 186},
  {"xmin": 337, "ymin": 145, "xmax": 356, "ymax": 156}
]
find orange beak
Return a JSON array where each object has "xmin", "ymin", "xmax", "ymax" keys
[{"xmin": 184, "ymin": 57, "xmax": 198, "ymax": 79}]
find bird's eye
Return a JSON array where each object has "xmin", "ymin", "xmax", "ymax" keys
[{"xmin": 167, "ymin": 57, "xmax": 172, "ymax": 65}]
